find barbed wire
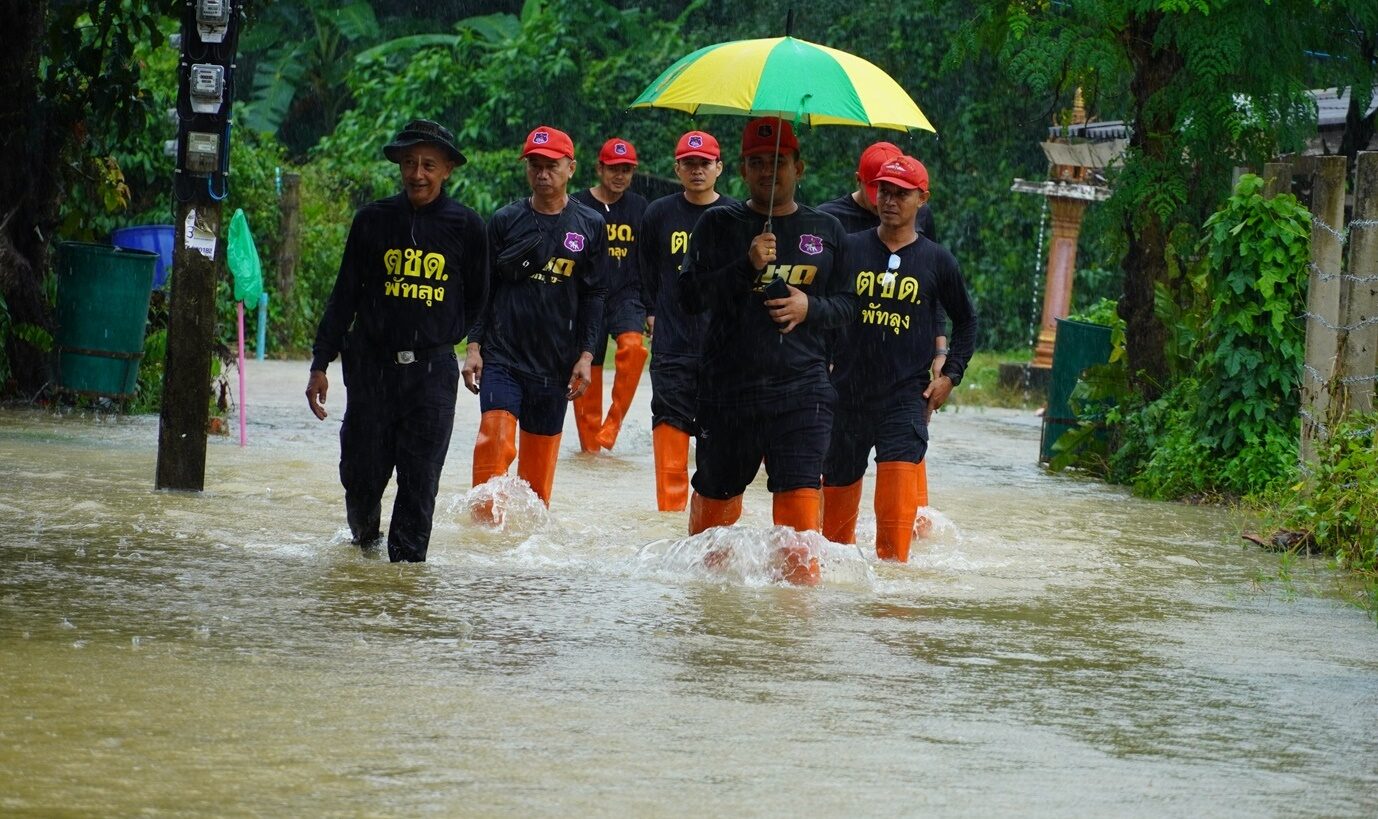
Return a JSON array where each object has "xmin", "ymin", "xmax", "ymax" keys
[
  {"xmin": 1307, "ymin": 260, "xmax": 1378, "ymax": 285},
  {"xmin": 1300, "ymin": 407, "xmax": 1378, "ymax": 443},
  {"xmin": 1310, "ymin": 216, "xmax": 1378, "ymax": 243},
  {"xmin": 1295, "ymin": 217, "xmax": 1378, "ymax": 456},
  {"xmin": 1302, "ymin": 362, "xmax": 1378, "ymax": 386},
  {"xmin": 1303, "ymin": 311, "xmax": 1378, "ymax": 333}
]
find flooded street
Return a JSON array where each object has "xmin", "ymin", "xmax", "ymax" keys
[{"xmin": 2, "ymin": 358, "xmax": 1375, "ymax": 816}]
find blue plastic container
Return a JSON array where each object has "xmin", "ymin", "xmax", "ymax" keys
[{"xmin": 111, "ymin": 225, "xmax": 175, "ymax": 290}]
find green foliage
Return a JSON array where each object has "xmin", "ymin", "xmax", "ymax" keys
[
  {"xmin": 954, "ymin": 0, "xmax": 1331, "ymax": 390},
  {"xmin": 1057, "ymin": 174, "xmax": 1309, "ymax": 499},
  {"xmin": 130, "ymin": 328, "xmax": 167, "ymax": 414},
  {"xmin": 950, "ymin": 348, "xmax": 1042, "ymax": 409},
  {"xmin": 239, "ymin": 0, "xmax": 383, "ymax": 155},
  {"xmin": 1196, "ymin": 174, "xmax": 1310, "ymax": 454},
  {"xmin": 1276, "ymin": 415, "xmax": 1378, "ymax": 577},
  {"xmin": 50, "ymin": 5, "xmax": 180, "ymax": 242}
]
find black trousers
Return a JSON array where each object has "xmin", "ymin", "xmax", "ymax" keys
[{"xmin": 339, "ymin": 349, "xmax": 460, "ymax": 562}]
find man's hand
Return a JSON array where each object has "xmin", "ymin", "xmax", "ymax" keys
[
  {"xmin": 766, "ymin": 284, "xmax": 809, "ymax": 334},
  {"xmin": 930, "ymin": 353, "xmax": 948, "ymax": 384},
  {"xmin": 567, "ymin": 352, "xmax": 595, "ymax": 399},
  {"xmin": 306, "ymin": 370, "xmax": 329, "ymax": 420},
  {"xmin": 748, "ymin": 231, "xmax": 778, "ymax": 270},
  {"xmin": 462, "ymin": 343, "xmax": 483, "ymax": 394},
  {"xmin": 923, "ymin": 374, "xmax": 954, "ymax": 421},
  {"xmin": 645, "ymin": 315, "xmax": 655, "ymax": 340}
]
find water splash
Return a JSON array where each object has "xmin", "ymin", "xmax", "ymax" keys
[
  {"xmin": 634, "ymin": 526, "xmax": 874, "ymax": 588},
  {"xmin": 449, "ymin": 476, "xmax": 550, "ymax": 536}
]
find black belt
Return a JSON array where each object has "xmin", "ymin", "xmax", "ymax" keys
[{"xmin": 384, "ymin": 344, "xmax": 454, "ymax": 365}]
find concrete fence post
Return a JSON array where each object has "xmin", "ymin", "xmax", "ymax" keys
[
  {"xmin": 1263, "ymin": 162, "xmax": 1292, "ymax": 199},
  {"xmin": 1301, "ymin": 155, "xmax": 1347, "ymax": 466},
  {"xmin": 1339, "ymin": 152, "xmax": 1378, "ymax": 416}
]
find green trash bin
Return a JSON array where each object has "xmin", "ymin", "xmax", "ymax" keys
[
  {"xmin": 1040, "ymin": 317, "xmax": 1113, "ymax": 463},
  {"xmin": 54, "ymin": 242, "xmax": 158, "ymax": 400}
]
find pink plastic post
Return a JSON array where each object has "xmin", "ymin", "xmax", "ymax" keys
[{"xmin": 237, "ymin": 300, "xmax": 247, "ymax": 447}]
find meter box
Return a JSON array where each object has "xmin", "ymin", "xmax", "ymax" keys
[
  {"xmin": 196, "ymin": 0, "xmax": 231, "ymax": 44},
  {"xmin": 184, "ymin": 131, "xmax": 221, "ymax": 175}
]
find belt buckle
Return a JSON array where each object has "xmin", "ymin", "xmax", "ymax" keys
[{"xmin": 396, "ymin": 350, "xmax": 416, "ymax": 364}]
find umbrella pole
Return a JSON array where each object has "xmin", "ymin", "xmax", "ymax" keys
[{"xmin": 765, "ymin": 118, "xmax": 783, "ymax": 235}]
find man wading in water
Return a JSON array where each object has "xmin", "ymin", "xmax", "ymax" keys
[{"xmin": 306, "ymin": 119, "xmax": 487, "ymax": 562}]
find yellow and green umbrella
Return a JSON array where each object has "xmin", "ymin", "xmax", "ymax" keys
[{"xmin": 630, "ymin": 36, "xmax": 934, "ymax": 133}]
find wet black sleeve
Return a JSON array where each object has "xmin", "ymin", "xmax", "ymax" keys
[
  {"xmin": 638, "ymin": 203, "xmax": 661, "ymax": 319},
  {"xmin": 467, "ymin": 216, "xmax": 503, "ymax": 346},
  {"xmin": 310, "ymin": 209, "xmax": 370, "ymax": 372},
  {"xmin": 461, "ymin": 210, "xmax": 489, "ymax": 339},
  {"xmin": 679, "ymin": 209, "xmax": 754, "ymax": 315},
  {"xmin": 577, "ymin": 225, "xmax": 610, "ymax": 357},
  {"xmin": 935, "ymin": 253, "xmax": 978, "ymax": 386}
]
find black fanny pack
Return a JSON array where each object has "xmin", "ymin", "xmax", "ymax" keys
[{"xmin": 495, "ymin": 233, "xmax": 545, "ymax": 282}]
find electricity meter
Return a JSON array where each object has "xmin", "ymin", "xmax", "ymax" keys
[
  {"xmin": 184, "ymin": 131, "xmax": 221, "ymax": 175},
  {"xmin": 189, "ymin": 64, "xmax": 225, "ymax": 114},
  {"xmin": 196, "ymin": 0, "xmax": 231, "ymax": 43}
]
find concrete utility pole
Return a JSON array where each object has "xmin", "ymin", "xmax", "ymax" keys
[{"xmin": 156, "ymin": 1, "xmax": 242, "ymax": 491}]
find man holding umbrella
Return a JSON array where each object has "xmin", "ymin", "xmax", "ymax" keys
[{"xmin": 679, "ymin": 117, "xmax": 858, "ymax": 583}]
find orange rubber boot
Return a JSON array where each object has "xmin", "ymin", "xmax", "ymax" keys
[
  {"xmin": 595, "ymin": 333, "xmax": 648, "ymax": 450},
  {"xmin": 772, "ymin": 488, "xmax": 821, "ymax": 585},
  {"xmin": 516, "ymin": 429, "xmax": 563, "ymax": 507},
  {"xmin": 652, "ymin": 423, "xmax": 691, "ymax": 512},
  {"xmin": 472, "ymin": 411, "xmax": 518, "ymax": 487},
  {"xmin": 913, "ymin": 459, "xmax": 933, "ymax": 538},
  {"xmin": 875, "ymin": 461, "xmax": 921, "ymax": 562},
  {"xmin": 471, "ymin": 410, "xmax": 518, "ymax": 523},
  {"xmin": 572, "ymin": 365, "xmax": 603, "ymax": 452},
  {"xmin": 692, "ymin": 492, "xmax": 744, "ymax": 571},
  {"xmin": 821, "ymin": 480, "xmax": 863, "ymax": 544},
  {"xmin": 689, "ymin": 492, "xmax": 743, "ymax": 534}
]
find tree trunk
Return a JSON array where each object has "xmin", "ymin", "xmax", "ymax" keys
[
  {"xmin": 0, "ymin": 0, "xmax": 57, "ymax": 395},
  {"xmin": 1116, "ymin": 11, "xmax": 1182, "ymax": 400}
]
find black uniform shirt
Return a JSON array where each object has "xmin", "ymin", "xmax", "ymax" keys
[
  {"xmin": 638, "ymin": 191, "xmax": 737, "ymax": 358},
  {"xmin": 679, "ymin": 201, "xmax": 857, "ymax": 409},
  {"xmin": 311, "ymin": 192, "xmax": 487, "ymax": 372},
  {"xmin": 471, "ymin": 197, "xmax": 609, "ymax": 383},
  {"xmin": 572, "ymin": 188, "xmax": 647, "ymax": 312},
  {"xmin": 818, "ymin": 192, "xmax": 946, "ymax": 334},
  {"xmin": 831, "ymin": 229, "xmax": 978, "ymax": 405}
]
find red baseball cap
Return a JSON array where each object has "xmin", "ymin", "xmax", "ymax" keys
[
  {"xmin": 740, "ymin": 117, "xmax": 799, "ymax": 157},
  {"xmin": 598, "ymin": 137, "xmax": 638, "ymax": 166},
  {"xmin": 522, "ymin": 126, "xmax": 574, "ymax": 160},
  {"xmin": 675, "ymin": 130, "xmax": 720, "ymax": 161},
  {"xmin": 871, "ymin": 154, "xmax": 929, "ymax": 193},
  {"xmin": 858, "ymin": 141, "xmax": 903, "ymax": 205}
]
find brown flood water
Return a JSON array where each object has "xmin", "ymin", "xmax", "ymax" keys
[{"xmin": 2, "ymin": 358, "xmax": 1375, "ymax": 816}]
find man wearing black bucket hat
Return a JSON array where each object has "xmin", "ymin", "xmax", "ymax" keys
[{"xmin": 306, "ymin": 119, "xmax": 488, "ymax": 563}]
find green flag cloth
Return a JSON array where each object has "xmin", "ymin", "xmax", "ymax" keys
[{"xmin": 227, "ymin": 208, "xmax": 264, "ymax": 305}]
